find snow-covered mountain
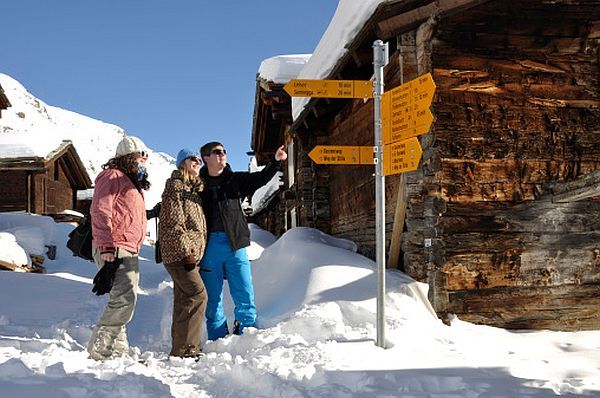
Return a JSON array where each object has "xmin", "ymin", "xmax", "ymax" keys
[{"xmin": 0, "ymin": 73, "xmax": 173, "ymax": 209}]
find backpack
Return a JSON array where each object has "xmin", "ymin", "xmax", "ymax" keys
[{"xmin": 66, "ymin": 216, "xmax": 94, "ymax": 261}]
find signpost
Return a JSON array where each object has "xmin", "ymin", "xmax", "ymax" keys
[
  {"xmin": 308, "ymin": 145, "xmax": 374, "ymax": 165},
  {"xmin": 283, "ymin": 79, "xmax": 373, "ymax": 99},
  {"xmin": 372, "ymin": 40, "xmax": 388, "ymax": 349},
  {"xmin": 284, "ymin": 41, "xmax": 436, "ymax": 350}
]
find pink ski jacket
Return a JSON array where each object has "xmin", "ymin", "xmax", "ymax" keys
[{"xmin": 91, "ymin": 168, "xmax": 147, "ymax": 254}]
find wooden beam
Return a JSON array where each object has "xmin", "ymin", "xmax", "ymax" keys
[
  {"xmin": 552, "ymin": 169, "xmax": 600, "ymax": 203},
  {"xmin": 377, "ymin": 0, "xmax": 490, "ymax": 39},
  {"xmin": 388, "ymin": 173, "xmax": 408, "ymax": 268},
  {"xmin": 350, "ymin": 47, "xmax": 373, "ymax": 68}
]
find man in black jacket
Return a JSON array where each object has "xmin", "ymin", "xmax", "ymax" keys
[{"xmin": 199, "ymin": 141, "xmax": 287, "ymax": 340}]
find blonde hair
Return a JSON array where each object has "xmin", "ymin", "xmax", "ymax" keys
[{"xmin": 179, "ymin": 165, "xmax": 201, "ymax": 186}]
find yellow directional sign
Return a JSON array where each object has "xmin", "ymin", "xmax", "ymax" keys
[
  {"xmin": 284, "ymin": 79, "xmax": 373, "ymax": 99},
  {"xmin": 382, "ymin": 73, "xmax": 436, "ymax": 144},
  {"xmin": 308, "ymin": 145, "xmax": 374, "ymax": 165},
  {"xmin": 383, "ymin": 137, "xmax": 423, "ymax": 176}
]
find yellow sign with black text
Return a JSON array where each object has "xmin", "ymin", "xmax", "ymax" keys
[
  {"xmin": 308, "ymin": 145, "xmax": 374, "ymax": 165},
  {"xmin": 382, "ymin": 73, "xmax": 435, "ymax": 144},
  {"xmin": 284, "ymin": 79, "xmax": 373, "ymax": 99},
  {"xmin": 383, "ymin": 137, "xmax": 422, "ymax": 176}
]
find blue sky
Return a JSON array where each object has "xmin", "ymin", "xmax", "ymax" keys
[{"xmin": 1, "ymin": 1, "xmax": 338, "ymax": 169}]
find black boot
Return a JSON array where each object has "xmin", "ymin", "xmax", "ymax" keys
[{"xmin": 233, "ymin": 320, "xmax": 241, "ymax": 335}]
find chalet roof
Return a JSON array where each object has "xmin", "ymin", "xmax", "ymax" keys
[
  {"xmin": 252, "ymin": 55, "xmax": 310, "ymax": 162},
  {"xmin": 0, "ymin": 83, "xmax": 11, "ymax": 116},
  {"xmin": 291, "ymin": 0, "xmax": 491, "ymax": 131},
  {"xmin": 0, "ymin": 140, "xmax": 92, "ymax": 189}
]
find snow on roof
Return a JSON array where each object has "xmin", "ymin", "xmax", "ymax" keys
[
  {"xmin": 0, "ymin": 138, "xmax": 72, "ymax": 162},
  {"xmin": 292, "ymin": 0, "xmax": 387, "ymax": 119},
  {"xmin": 257, "ymin": 54, "xmax": 312, "ymax": 84},
  {"xmin": 0, "ymin": 142, "xmax": 38, "ymax": 159}
]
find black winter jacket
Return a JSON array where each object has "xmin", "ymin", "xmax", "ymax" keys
[{"xmin": 199, "ymin": 160, "xmax": 281, "ymax": 251}]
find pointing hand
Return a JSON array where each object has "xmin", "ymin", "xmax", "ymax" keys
[{"xmin": 275, "ymin": 145, "xmax": 287, "ymax": 161}]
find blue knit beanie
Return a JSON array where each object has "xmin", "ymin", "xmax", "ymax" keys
[{"xmin": 176, "ymin": 148, "xmax": 201, "ymax": 168}]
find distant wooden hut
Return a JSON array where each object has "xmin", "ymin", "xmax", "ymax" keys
[
  {"xmin": 0, "ymin": 140, "xmax": 92, "ymax": 215},
  {"xmin": 0, "ymin": 83, "xmax": 10, "ymax": 117},
  {"xmin": 254, "ymin": 0, "xmax": 600, "ymax": 331}
]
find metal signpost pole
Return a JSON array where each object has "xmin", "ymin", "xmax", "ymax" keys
[{"xmin": 373, "ymin": 39, "xmax": 388, "ymax": 349}]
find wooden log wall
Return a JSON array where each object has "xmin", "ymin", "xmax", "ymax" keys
[
  {"xmin": 0, "ymin": 170, "xmax": 29, "ymax": 212},
  {"xmin": 295, "ymin": 127, "xmax": 333, "ymax": 233},
  {"xmin": 0, "ymin": 161, "xmax": 78, "ymax": 215},
  {"xmin": 421, "ymin": 0, "xmax": 600, "ymax": 330},
  {"xmin": 293, "ymin": 0, "xmax": 599, "ymax": 331},
  {"xmin": 46, "ymin": 159, "xmax": 75, "ymax": 213},
  {"xmin": 249, "ymin": 195, "xmax": 284, "ymax": 237}
]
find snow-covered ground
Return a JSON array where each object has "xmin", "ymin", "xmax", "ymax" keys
[{"xmin": 0, "ymin": 214, "xmax": 599, "ymax": 397}]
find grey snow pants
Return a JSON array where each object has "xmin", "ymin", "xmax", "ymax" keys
[{"xmin": 87, "ymin": 247, "xmax": 139, "ymax": 360}]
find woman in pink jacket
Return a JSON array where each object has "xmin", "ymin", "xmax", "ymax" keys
[{"xmin": 87, "ymin": 135, "xmax": 150, "ymax": 361}]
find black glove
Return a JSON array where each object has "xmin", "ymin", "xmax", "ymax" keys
[
  {"xmin": 146, "ymin": 202, "xmax": 162, "ymax": 220},
  {"xmin": 184, "ymin": 262, "xmax": 196, "ymax": 272},
  {"xmin": 92, "ymin": 258, "xmax": 123, "ymax": 295}
]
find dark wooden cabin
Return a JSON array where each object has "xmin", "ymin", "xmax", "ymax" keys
[
  {"xmin": 250, "ymin": 59, "xmax": 307, "ymax": 234},
  {"xmin": 259, "ymin": 0, "xmax": 600, "ymax": 331},
  {"xmin": 0, "ymin": 84, "xmax": 10, "ymax": 117},
  {"xmin": 0, "ymin": 140, "xmax": 92, "ymax": 215}
]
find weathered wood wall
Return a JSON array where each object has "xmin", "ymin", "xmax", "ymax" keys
[
  {"xmin": 418, "ymin": 0, "xmax": 600, "ymax": 330},
  {"xmin": 295, "ymin": 127, "xmax": 334, "ymax": 233},
  {"xmin": 288, "ymin": 0, "xmax": 599, "ymax": 331},
  {"xmin": 0, "ymin": 161, "xmax": 78, "ymax": 215},
  {"xmin": 0, "ymin": 170, "xmax": 30, "ymax": 212},
  {"xmin": 296, "ymin": 0, "xmax": 599, "ymax": 331},
  {"xmin": 46, "ymin": 160, "xmax": 75, "ymax": 213},
  {"xmin": 328, "ymin": 101, "xmax": 379, "ymax": 258},
  {"xmin": 286, "ymin": 137, "xmax": 321, "ymax": 230}
]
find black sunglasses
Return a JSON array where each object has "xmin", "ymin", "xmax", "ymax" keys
[
  {"xmin": 211, "ymin": 149, "xmax": 226, "ymax": 156},
  {"xmin": 136, "ymin": 151, "xmax": 149, "ymax": 159}
]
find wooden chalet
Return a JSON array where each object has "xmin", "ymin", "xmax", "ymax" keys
[
  {"xmin": 0, "ymin": 140, "xmax": 92, "ymax": 216},
  {"xmin": 253, "ymin": 0, "xmax": 600, "ymax": 331},
  {"xmin": 0, "ymin": 83, "xmax": 10, "ymax": 117},
  {"xmin": 250, "ymin": 56, "xmax": 310, "ymax": 233}
]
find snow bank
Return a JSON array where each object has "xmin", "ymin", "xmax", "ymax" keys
[{"xmin": 0, "ymin": 214, "xmax": 599, "ymax": 397}]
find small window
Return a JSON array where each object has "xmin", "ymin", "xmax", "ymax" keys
[{"xmin": 54, "ymin": 162, "xmax": 59, "ymax": 181}]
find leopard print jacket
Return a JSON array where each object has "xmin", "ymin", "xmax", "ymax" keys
[{"xmin": 158, "ymin": 170, "xmax": 207, "ymax": 266}]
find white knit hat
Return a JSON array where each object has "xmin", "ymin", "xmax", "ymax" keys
[{"xmin": 115, "ymin": 136, "xmax": 148, "ymax": 157}]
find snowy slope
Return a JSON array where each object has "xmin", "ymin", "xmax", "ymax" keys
[{"xmin": 0, "ymin": 73, "xmax": 173, "ymax": 210}]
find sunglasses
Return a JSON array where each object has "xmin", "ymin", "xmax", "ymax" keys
[
  {"xmin": 211, "ymin": 149, "xmax": 226, "ymax": 156},
  {"xmin": 187, "ymin": 156, "xmax": 201, "ymax": 163},
  {"xmin": 136, "ymin": 151, "xmax": 149, "ymax": 159}
]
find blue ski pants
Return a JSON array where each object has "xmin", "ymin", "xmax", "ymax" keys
[{"xmin": 200, "ymin": 232, "xmax": 256, "ymax": 340}]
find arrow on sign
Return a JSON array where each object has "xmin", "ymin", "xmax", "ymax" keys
[
  {"xmin": 382, "ymin": 73, "xmax": 436, "ymax": 144},
  {"xmin": 308, "ymin": 145, "xmax": 374, "ymax": 165},
  {"xmin": 383, "ymin": 137, "xmax": 423, "ymax": 176},
  {"xmin": 284, "ymin": 79, "xmax": 373, "ymax": 99},
  {"xmin": 382, "ymin": 105, "xmax": 434, "ymax": 144}
]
